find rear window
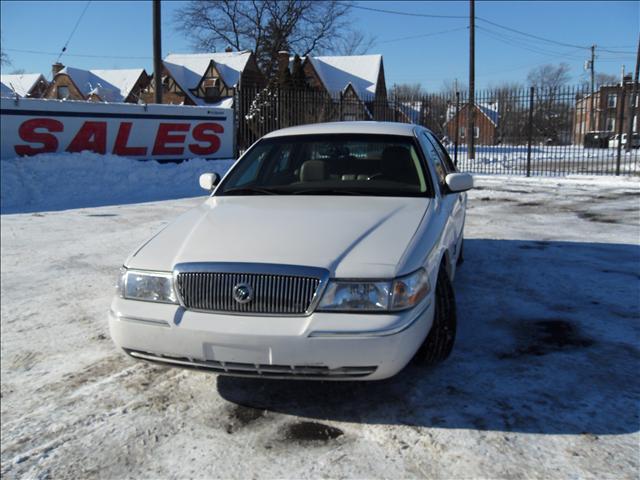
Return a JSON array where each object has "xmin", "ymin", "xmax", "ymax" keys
[{"xmin": 218, "ymin": 134, "xmax": 432, "ymax": 197}]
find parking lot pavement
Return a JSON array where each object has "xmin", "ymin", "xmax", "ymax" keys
[{"xmin": 1, "ymin": 175, "xmax": 639, "ymax": 479}]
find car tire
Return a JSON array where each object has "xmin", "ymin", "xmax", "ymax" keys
[
  {"xmin": 413, "ymin": 266, "xmax": 457, "ymax": 366},
  {"xmin": 456, "ymin": 238, "xmax": 464, "ymax": 266}
]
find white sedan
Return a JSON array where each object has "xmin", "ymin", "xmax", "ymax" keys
[{"xmin": 109, "ymin": 122, "xmax": 473, "ymax": 380}]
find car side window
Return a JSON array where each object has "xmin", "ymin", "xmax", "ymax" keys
[
  {"xmin": 233, "ymin": 147, "xmax": 269, "ymax": 186},
  {"xmin": 420, "ymin": 132, "xmax": 447, "ymax": 191},
  {"xmin": 425, "ymin": 133, "xmax": 456, "ymax": 173}
]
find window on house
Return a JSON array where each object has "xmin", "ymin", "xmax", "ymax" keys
[
  {"xmin": 605, "ymin": 116, "xmax": 616, "ymax": 132},
  {"xmin": 633, "ymin": 115, "xmax": 637, "ymax": 133},
  {"xmin": 57, "ymin": 85, "xmax": 70, "ymax": 100},
  {"xmin": 204, "ymin": 78, "xmax": 221, "ymax": 102},
  {"xmin": 460, "ymin": 127, "xmax": 465, "ymax": 139},
  {"xmin": 474, "ymin": 127, "xmax": 480, "ymax": 139},
  {"xmin": 205, "ymin": 87, "xmax": 220, "ymax": 102},
  {"xmin": 608, "ymin": 94, "xmax": 617, "ymax": 108}
]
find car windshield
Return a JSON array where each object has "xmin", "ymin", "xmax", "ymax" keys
[{"xmin": 217, "ymin": 134, "xmax": 432, "ymax": 197}]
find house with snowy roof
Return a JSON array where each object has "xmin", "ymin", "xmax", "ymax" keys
[
  {"xmin": 43, "ymin": 63, "xmax": 150, "ymax": 103},
  {"xmin": 444, "ymin": 101, "xmax": 500, "ymax": 145},
  {"xmin": 0, "ymin": 73, "xmax": 48, "ymax": 98},
  {"xmin": 276, "ymin": 52, "xmax": 389, "ymax": 121},
  {"xmin": 140, "ymin": 50, "xmax": 266, "ymax": 106}
]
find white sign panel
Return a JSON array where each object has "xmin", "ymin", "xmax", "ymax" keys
[{"xmin": 0, "ymin": 97, "xmax": 234, "ymax": 160}]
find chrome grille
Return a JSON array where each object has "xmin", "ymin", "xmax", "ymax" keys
[{"xmin": 174, "ymin": 264, "xmax": 326, "ymax": 315}]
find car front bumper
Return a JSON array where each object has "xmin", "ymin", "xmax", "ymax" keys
[{"xmin": 108, "ymin": 296, "xmax": 434, "ymax": 380}]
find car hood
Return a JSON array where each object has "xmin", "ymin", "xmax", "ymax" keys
[{"xmin": 126, "ymin": 195, "xmax": 431, "ymax": 278}]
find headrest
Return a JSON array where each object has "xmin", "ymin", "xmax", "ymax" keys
[{"xmin": 300, "ymin": 160, "xmax": 326, "ymax": 182}]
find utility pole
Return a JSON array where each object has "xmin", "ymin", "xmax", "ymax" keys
[
  {"xmin": 589, "ymin": 44, "xmax": 595, "ymax": 131},
  {"xmin": 626, "ymin": 36, "xmax": 640, "ymax": 152},
  {"xmin": 153, "ymin": 0, "xmax": 163, "ymax": 104},
  {"xmin": 467, "ymin": 0, "xmax": 475, "ymax": 160}
]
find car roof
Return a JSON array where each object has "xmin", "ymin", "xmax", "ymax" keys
[{"xmin": 263, "ymin": 121, "xmax": 420, "ymax": 139}]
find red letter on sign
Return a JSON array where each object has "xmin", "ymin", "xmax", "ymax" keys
[
  {"xmin": 152, "ymin": 123, "xmax": 190, "ymax": 156},
  {"xmin": 67, "ymin": 121, "xmax": 107, "ymax": 154},
  {"xmin": 113, "ymin": 122, "xmax": 147, "ymax": 156},
  {"xmin": 15, "ymin": 118, "xmax": 64, "ymax": 156},
  {"xmin": 189, "ymin": 122, "xmax": 223, "ymax": 155}
]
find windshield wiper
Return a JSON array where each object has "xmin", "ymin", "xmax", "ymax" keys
[
  {"xmin": 222, "ymin": 186, "xmax": 285, "ymax": 196},
  {"xmin": 291, "ymin": 188, "xmax": 368, "ymax": 196}
]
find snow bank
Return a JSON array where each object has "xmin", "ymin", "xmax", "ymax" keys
[{"xmin": 0, "ymin": 153, "xmax": 235, "ymax": 214}]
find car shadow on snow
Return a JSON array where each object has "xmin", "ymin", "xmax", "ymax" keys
[{"xmin": 217, "ymin": 239, "xmax": 640, "ymax": 435}]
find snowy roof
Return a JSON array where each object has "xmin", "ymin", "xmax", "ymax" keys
[
  {"xmin": 89, "ymin": 69, "xmax": 146, "ymax": 100},
  {"xmin": 163, "ymin": 51, "xmax": 252, "ymax": 90},
  {"xmin": 397, "ymin": 101, "xmax": 423, "ymax": 124},
  {"xmin": 59, "ymin": 67, "xmax": 145, "ymax": 102},
  {"xmin": 478, "ymin": 102, "xmax": 499, "ymax": 125},
  {"xmin": 0, "ymin": 73, "xmax": 46, "ymax": 97},
  {"xmin": 307, "ymin": 54, "xmax": 383, "ymax": 100},
  {"xmin": 0, "ymin": 81, "xmax": 14, "ymax": 98}
]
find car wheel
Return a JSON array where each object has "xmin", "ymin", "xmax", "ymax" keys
[
  {"xmin": 413, "ymin": 266, "xmax": 457, "ymax": 366},
  {"xmin": 456, "ymin": 238, "xmax": 464, "ymax": 266}
]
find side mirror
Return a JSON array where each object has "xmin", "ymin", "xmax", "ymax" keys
[
  {"xmin": 199, "ymin": 172, "xmax": 220, "ymax": 192},
  {"xmin": 445, "ymin": 173, "xmax": 473, "ymax": 193}
]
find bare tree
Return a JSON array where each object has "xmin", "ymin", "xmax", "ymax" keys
[
  {"xmin": 391, "ymin": 83, "xmax": 425, "ymax": 100},
  {"xmin": 0, "ymin": 36, "xmax": 10, "ymax": 67},
  {"xmin": 595, "ymin": 72, "xmax": 618, "ymax": 87},
  {"xmin": 526, "ymin": 64, "xmax": 573, "ymax": 144},
  {"xmin": 526, "ymin": 63, "xmax": 571, "ymax": 90},
  {"xmin": 174, "ymin": 0, "xmax": 362, "ymax": 78},
  {"xmin": 331, "ymin": 31, "xmax": 376, "ymax": 56}
]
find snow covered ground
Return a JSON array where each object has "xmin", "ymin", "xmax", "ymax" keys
[
  {"xmin": 1, "ymin": 169, "xmax": 639, "ymax": 478},
  {"xmin": 0, "ymin": 153, "xmax": 234, "ymax": 214}
]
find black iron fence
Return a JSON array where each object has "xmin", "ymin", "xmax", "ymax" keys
[{"xmin": 236, "ymin": 84, "xmax": 639, "ymax": 176}]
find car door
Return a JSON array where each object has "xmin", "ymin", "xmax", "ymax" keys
[
  {"xmin": 424, "ymin": 132, "xmax": 466, "ymax": 245},
  {"xmin": 416, "ymin": 130, "xmax": 458, "ymax": 265}
]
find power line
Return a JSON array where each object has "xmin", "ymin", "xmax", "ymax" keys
[
  {"xmin": 379, "ymin": 26, "xmax": 468, "ymax": 44},
  {"xmin": 475, "ymin": 16, "xmax": 589, "ymax": 50},
  {"xmin": 6, "ymin": 47, "xmax": 152, "ymax": 60},
  {"xmin": 349, "ymin": 3, "xmax": 467, "ymax": 19},
  {"xmin": 350, "ymin": 1, "xmax": 634, "ymax": 56},
  {"xmin": 477, "ymin": 25, "xmax": 585, "ymax": 59},
  {"xmin": 56, "ymin": 1, "xmax": 92, "ymax": 62}
]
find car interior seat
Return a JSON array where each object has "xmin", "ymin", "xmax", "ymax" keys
[
  {"xmin": 380, "ymin": 146, "xmax": 419, "ymax": 185},
  {"xmin": 299, "ymin": 160, "xmax": 326, "ymax": 182}
]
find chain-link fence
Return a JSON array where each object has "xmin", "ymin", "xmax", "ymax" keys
[{"xmin": 236, "ymin": 84, "xmax": 639, "ymax": 176}]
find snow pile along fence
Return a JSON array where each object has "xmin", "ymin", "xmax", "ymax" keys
[{"xmin": 0, "ymin": 152, "xmax": 234, "ymax": 214}]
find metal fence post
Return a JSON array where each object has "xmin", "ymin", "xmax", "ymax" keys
[
  {"xmin": 233, "ymin": 86, "xmax": 240, "ymax": 158},
  {"xmin": 616, "ymin": 85, "xmax": 626, "ymax": 175},
  {"xmin": 526, "ymin": 86, "xmax": 535, "ymax": 177},
  {"xmin": 454, "ymin": 91, "xmax": 460, "ymax": 166}
]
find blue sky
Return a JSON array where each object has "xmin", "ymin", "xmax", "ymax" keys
[{"xmin": 1, "ymin": 0, "xmax": 637, "ymax": 90}]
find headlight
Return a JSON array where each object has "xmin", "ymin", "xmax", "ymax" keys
[
  {"xmin": 116, "ymin": 268, "xmax": 177, "ymax": 304},
  {"xmin": 390, "ymin": 268, "xmax": 430, "ymax": 310},
  {"xmin": 318, "ymin": 281, "xmax": 391, "ymax": 311},
  {"xmin": 317, "ymin": 268, "xmax": 430, "ymax": 312}
]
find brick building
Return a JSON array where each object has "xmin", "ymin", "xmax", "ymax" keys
[
  {"xmin": 140, "ymin": 50, "xmax": 266, "ymax": 106},
  {"xmin": 444, "ymin": 102, "xmax": 500, "ymax": 145},
  {"xmin": 1, "ymin": 73, "xmax": 48, "ymax": 98},
  {"xmin": 573, "ymin": 76, "xmax": 639, "ymax": 145},
  {"xmin": 43, "ymin": 64, "xmax": 149, "ymax": 103},
  {"xmin": 277, "ymin": 53, "xmax": 389, "ymax": 121}
]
